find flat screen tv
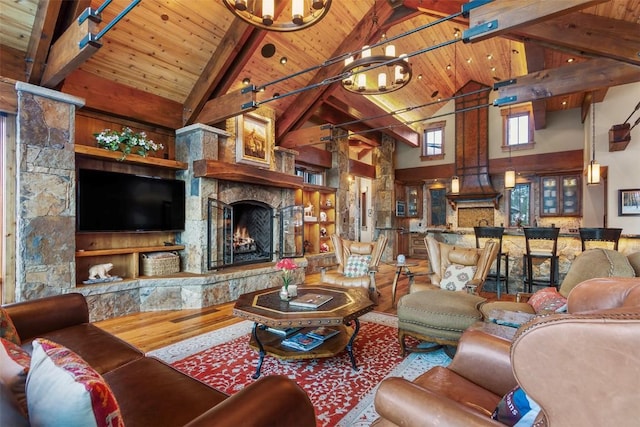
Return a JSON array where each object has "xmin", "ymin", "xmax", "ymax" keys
[{"xmin": 77, "ymin": 169, "xmax": 186, "ymax": 232}]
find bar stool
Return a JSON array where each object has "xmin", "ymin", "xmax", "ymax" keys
[
  {"xmin": 579, "ymin": 228, "xmax": 623, "ymax": 251},
  {"xmin": 474, "ymin": 226, "xmax": 509, "ymax": 299},
  {"xmin": 523, "ymin": 227, "xmax": 560, "ymax": 292}
]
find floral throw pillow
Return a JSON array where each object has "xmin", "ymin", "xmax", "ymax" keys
[
  {"xmin": 27, "ymin": 338, "xmax": 124, "ymax": 427},
  {"xmin": 528, "ymin": 287, "xmax": 568, "ymax": 314},
  {"xmin": 0, "ymin": 337, "xmax": 30, "ymax": 415},
  {"xmin": 492, "ymin": 385, "xmax": 541, "ymax": 426},
  {"xmin": 344, "ymin": 255, "xmax": 372, "ymax": 277},
  {"xmin": 0, "ymin": 307, "xmax": 20, "ymax": 345},
  {"xmin": 440, "ymin": 264, "xmax": 477, "ymax": 291}
]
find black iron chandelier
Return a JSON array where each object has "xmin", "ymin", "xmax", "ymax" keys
[
  {"xmin": 223, "ymin": 0, "xmax": 332, "ymax": 32},
  {"xmin": 340, "ymin": 43, "xmax": 412, "ymax": 95}
]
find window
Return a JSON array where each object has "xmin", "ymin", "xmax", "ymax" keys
[
  {"xmin": 421, "ymin": 121, "xmax": 445, "ymax": 159},
  {"xmin": 501, "ymin": 105, "xmax": 534, "ymax": 149},
  {"xmin": 508, "ymin": 183, "xmax": 531, "ymax": 227}
]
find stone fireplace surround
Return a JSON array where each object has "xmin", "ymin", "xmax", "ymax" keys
[{"xmin": 12, "ymin": 84, "xmax": 307, "ymax": 322}]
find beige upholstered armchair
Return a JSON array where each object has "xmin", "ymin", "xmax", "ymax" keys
[
  {"xmin": 397, "ymin": 235, "xmax": 499, "ymax": 354},
  {"xmin": 411, "ymin": 235, "xmax": 500, "ymax": 294},
  {"xmin": 374, "ymin": 277, "xmax": 640, "ymax": 427},
  {"xmin": 321, "ymin": 234, "xmax": 388, "ymax": 303}
]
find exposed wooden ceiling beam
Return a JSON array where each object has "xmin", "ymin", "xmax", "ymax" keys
[
  {"xmin": 465, "ymin": 0, "xmax": 607, "ymax": 41},
  {"xmin": 61, "ymin": 70, "xmax": 183, "ymax": 129},
  {"xmin": 496, "ymin": 57, "xmax": 640, "ymax": 106},
  {"xmin": 326, "ymin": 91, "xmax": 420, "ymax": 147},
  {"xmin": 523, "ymin": 42, "xmax": 547, "ymax": 129},
  {"xmin": 26, "ymin": 0, "xmax": 62, "ymax": 84},
  {"xmin": 40, "ymin": 15, "xmax": 100, "ymax": 88},
  {"xmin": 513, "ymin": 12, "xmax": 640, "ymax": 66},
  {"xmin": 186, "ymin": 22, "xmax": 261, "ymax": 125},
  {"xmin": 280, "ymin": 125, "xmax": 332, "ymax": 149}
]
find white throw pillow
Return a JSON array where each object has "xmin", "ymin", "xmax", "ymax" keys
[
  {"xmin": 26, "ymin": 338, "xmax": 124, "ymax": 427},
  {"xmin": 440, "ymin": 264, "xmax": 477, "ymax": 291}
]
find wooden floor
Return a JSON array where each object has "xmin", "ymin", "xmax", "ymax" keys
[{"xmin": 96, "ymin": 258, "xmax": 504, "ymax": 353}]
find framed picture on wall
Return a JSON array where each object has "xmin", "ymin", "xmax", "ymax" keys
[
  {"xmin": 236, "ymin": 112, "xmax": 273, "ymax": 167},
  {"xmin": 396, "ymin": 201, "xmax": 406, "ymax": 217},
  {"xmin": 619, "ymin": 189, "xmax": 640, "ymax": 216}
]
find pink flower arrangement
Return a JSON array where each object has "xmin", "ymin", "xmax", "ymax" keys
[{"xmin": 276, "ymin": 258, "xmax": 297, "ymax": 289}]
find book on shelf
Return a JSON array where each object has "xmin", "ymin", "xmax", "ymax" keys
[
  {"xmin": 281, "ymin": 333, "xmax": 324, "ymax": 351},
  {"xmin": 264, "ymin": 326, "xmax": 302, "ymax": 337},
  {"xmin": 289, "ymin": 293, "xmax": 333, "ymax": 309},
  {"xmin": 306, "ymin": 326, "xmax": 340, "ymax": 341}
]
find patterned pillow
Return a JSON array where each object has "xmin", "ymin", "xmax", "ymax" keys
[
  {"xmin": 0, "ymin": 307, "xmax": 20, "ymax": 345},
  {"xmin": 528, "ymin": 287, "xmax": 568, "ymax": 314},
  {"xmin": 0, "ymin": 337, "xmax": 30, "ymax": 415},
  {"xmin": 492, "ymin": 385, "xmax": 541, "ymax": 426},
  {"xmin": 27, "ymin": 338, "xmax": 124, "ymax": 427},
  {"xmin": 344, "ymin": 255, "xmax": 372, "ymax": 277},
  {"xmin": 440, "ymin": 264, "xmax": 477, "ymax": 291}
]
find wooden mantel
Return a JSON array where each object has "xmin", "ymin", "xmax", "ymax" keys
[{"xmin": 193, "ymin": 159, "xmax": 304, "ymax": 189}]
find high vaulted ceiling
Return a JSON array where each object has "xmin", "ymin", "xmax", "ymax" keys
[{"xmin": 1, "ymin": 0, "xmax": 639, "ymax": 153}]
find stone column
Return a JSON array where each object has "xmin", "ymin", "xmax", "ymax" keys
[
  {"xmin": 14, "ymin": 83, "xmax": 84, "ymax": 300},
  {"xmin": 175, "ymin": 124, "xmax": 228, "ymax": 273},
  {"xmin": 327, "ymin": 128, "xmax": 350, "ymax": 238},
  {"xmin": 373, "ymin": 134, "xmax": 395, "ymax": 262}
]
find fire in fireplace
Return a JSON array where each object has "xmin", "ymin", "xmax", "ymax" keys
[{"xmin": 228, "ymin": 201, "xmax": 273, "ymax": 266}]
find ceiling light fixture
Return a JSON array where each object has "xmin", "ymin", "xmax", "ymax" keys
[
  {"xmin": 587, "ymin": 97, "xmax": 601, "ymax": 185},
  {"xmin": 341, "ymin": 40, "xmax": 411, "ymax": 94},
  {"xmin": 223, "ymin": 0, "xmax": 331, "ymax": 32},
  {"xmin": 340, "ymin": 5, "xmax": 411, "ymax": 95}
]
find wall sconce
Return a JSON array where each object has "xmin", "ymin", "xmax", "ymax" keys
[{"xmin": 451, "ymin": 176, "xmax": 460, "ymax": 194}]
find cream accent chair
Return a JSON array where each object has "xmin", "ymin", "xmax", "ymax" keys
[
  {"xmin": 411, "ymin": 235, "xmax": 500, "ymax": 294},
  {"xmin": 321, "ymin": 234, "xmax": 388, "ymax": 303},
  {"xmin": 397, "ymin": 235, "xmax": 499, "ymax": 355}
]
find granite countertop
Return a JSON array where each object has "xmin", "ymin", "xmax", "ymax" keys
[{"xmin": 411, "ymin": 228, "xmax": 640, "ymax": 239}]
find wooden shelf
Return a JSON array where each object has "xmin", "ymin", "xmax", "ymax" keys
[
  {"xmin": 76, "ymin": 245, "xmax": 184, "ymax": 257},
  {"xmin": 75, "ymin": 145, "xmax": 188, "ymax": 170}
]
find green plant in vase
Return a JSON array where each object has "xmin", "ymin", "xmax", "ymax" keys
[{"xmin": 94, "ymin": 127, "xmax": 164, "ymax": 160}]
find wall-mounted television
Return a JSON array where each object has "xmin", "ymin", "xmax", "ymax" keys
[{"xmin": 77, "ymin": 169, "xmax": 186, "ymax": 232}]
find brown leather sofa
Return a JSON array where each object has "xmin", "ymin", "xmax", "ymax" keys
[
  {"xmin": 373, "ymin": 277, "xmax": 640, "ymax": 426},
  {"xmin": 1, "ymin": 293, "xmax": 316, "ymax": 427}
]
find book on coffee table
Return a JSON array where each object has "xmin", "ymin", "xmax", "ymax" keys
[
  {"xmin": 289, "ymin": 293, "xmax": 333, "ymax": 309},
  {"xmin": 264, "ymin": 326, "xmax": 302, "ymax": 337},
  {"xmin": 306, "ymin": 326, "xmax": 340, "ymax": 341},
  {"xmin": 281, "ymin": 333, "xmax": 324, "ymax": 351}
]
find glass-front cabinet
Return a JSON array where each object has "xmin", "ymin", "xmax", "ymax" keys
[
  {"xmin": 406, "ymin": 185, "xmax": 421, "ymax": 217},
  {"xmin": 540, "ymin": 174, "xmax": 581, "ymax": 217}
]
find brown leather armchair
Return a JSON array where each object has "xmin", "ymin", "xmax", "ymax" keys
[
  {"xmin": 321, "ymin": 234, "xmax": 388, "ymax": 303},
  {"xmin": 374, "ymin": 277, "xmax": 640, "ymax": 427}
]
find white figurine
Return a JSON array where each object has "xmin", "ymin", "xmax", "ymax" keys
[
  {"xmin": 88, "ymin": 263, "xmax": 113, "ymax": 280},
  {"xmin": 304, "ymin": 202, "xmax": 314, "ymax": 217}
]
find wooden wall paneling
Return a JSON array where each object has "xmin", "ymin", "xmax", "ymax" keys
[{"xmin": 75, "ymin": 111, "xmax": 176, "ymax": 161}]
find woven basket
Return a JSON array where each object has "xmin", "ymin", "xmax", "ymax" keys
[{"xmin": 141, "ymin": 252, "xmax": 180, "ymax": 276}]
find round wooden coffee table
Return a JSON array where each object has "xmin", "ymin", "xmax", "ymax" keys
[{"xmin": 233, "ymin": 285, "xmax": 374, "ymax": 378}]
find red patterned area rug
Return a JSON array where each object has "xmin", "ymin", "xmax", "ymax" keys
[{"xmin": 148, "ymin": 313, "xmax": 451, "ymax": 427}]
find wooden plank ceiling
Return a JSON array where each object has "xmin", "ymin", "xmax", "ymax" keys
[{"xmin": 1, "ymin": 0, "xmax": 639, "ymax": 153}]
